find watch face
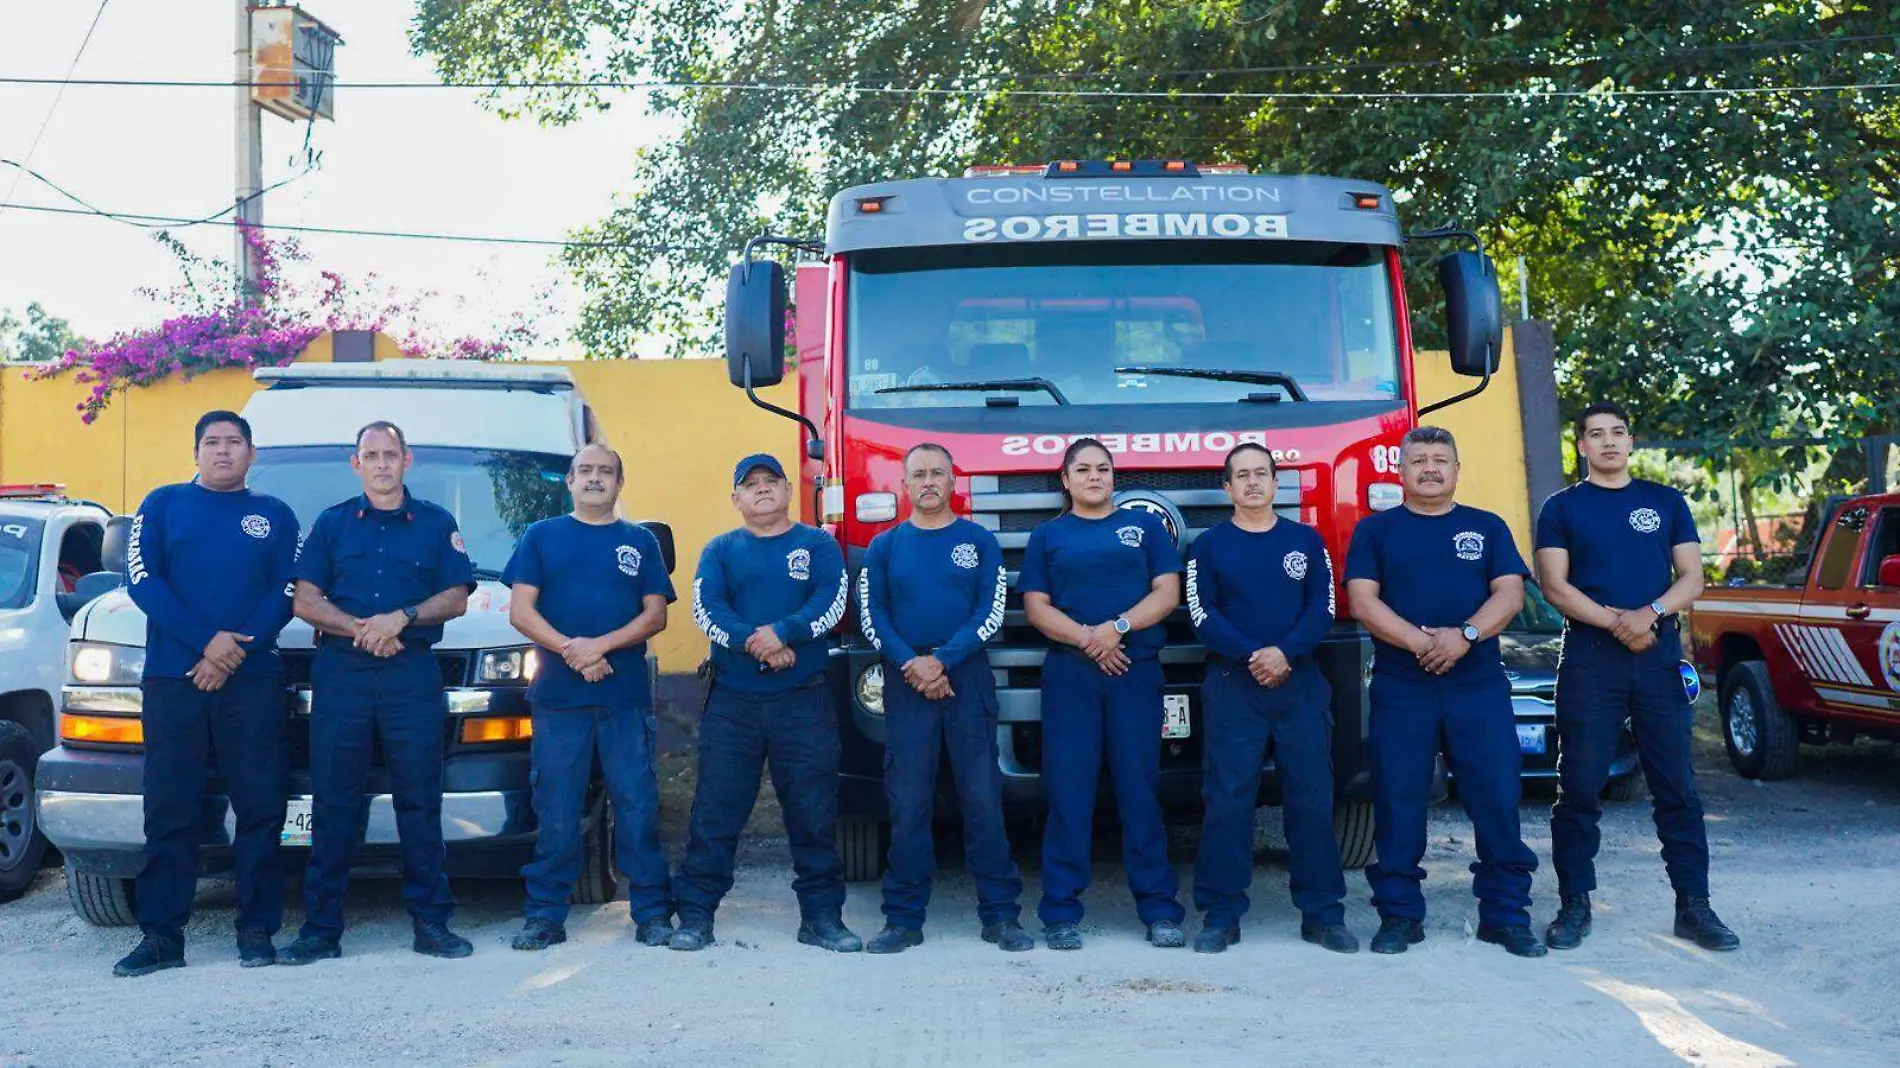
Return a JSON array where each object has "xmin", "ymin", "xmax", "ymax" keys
[{"xmin": 1462, "ymin": 625, "xmax": 1480, "ymax": 642}]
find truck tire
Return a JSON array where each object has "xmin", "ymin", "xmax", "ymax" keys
[
  {"xmin": 835, "ymin": 817, "xmax": 888, "ymax": 883},
  {"xmin": 570, "ymin": 795, "xmax": 619, "ymax": 906},
  {"xmin": 1603, "ymin": 773, "xmax": 1645, "ymax": 802},
  {"xmin": 1334, "ymin": 799, "xmax": 1376, "ymax": 870},
  {"xmin": 0, "ymin": 721, "xmax": 48, "ymax": 902},
  {"xmin": 66, "ymin": 863, "xmax": 138, "ymax": 926},
  {"xmin": 1723, "ymin": 661, "xmax": 1799, "ymax": 781}
]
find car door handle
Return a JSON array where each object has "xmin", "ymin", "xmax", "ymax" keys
[{"xmin": 1846, "ymin": 603, "xmax": 1872, "ymax": 619}]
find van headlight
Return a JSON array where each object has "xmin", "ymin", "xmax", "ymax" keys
[
  {"xmin": 69, "ymin": 642, "xmax": 145, "ymax": 686},
  {"xmin": 476, "ymin": 646, "xmax": 539, "ymax": 684},
  {"xmin": 856, "ymin": 663, "xmax": 885, "ymax": 716}
]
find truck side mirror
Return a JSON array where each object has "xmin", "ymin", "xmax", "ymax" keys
[
  {"xmin": 1439, "ymin": 250, "xmax": 1502, "ymax": 377},
  {"xmin": 638, "ymin": 520, "xmax": 677, "ymax": 576},
  {"xmin": 725, "ymin": 260, "xmax": 786, "ymax": 389},
  {"xmin": 101, "ymin": 514, "xmax": 132, "ymax": 577},
  {"xmin": 1878, "ymin": 554, "xmax": 1900, "ymax": 588}
]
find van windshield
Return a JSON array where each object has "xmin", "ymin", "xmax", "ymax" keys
[{"xmin": 246, "ymin": 446, "xmax": 571, "ymax": 576}]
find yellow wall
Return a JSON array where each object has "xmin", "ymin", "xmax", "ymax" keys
[{"xmin": 1414, "ymin": 329, "xmax": 1533, "ymax": 556}]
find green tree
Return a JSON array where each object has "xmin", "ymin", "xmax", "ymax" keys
[
  {"xmin": 412, "ymin": 2, "xmax": 1897, "ymax": 466},
  {"xmin": 0, "ymin": 302, "xmax": 82, "ymax": 363}
]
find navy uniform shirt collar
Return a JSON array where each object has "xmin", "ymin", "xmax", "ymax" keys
[{"xmin": 353, "ymin": 489, "xmax": 416, "ymax": 522}]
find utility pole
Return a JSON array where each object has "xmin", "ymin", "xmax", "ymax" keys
[
  {"xmin": 234, "ymin": 0, "xmax": 264, "ymax": 301},
  {"xmin": 1515, "ymin": 253, "xmax": 1531, "ymax": 320}
]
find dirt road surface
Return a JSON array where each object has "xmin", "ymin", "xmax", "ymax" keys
[{"xmin": 3, "ymin": 729, "xmax": 1896, "ymax": 1068}]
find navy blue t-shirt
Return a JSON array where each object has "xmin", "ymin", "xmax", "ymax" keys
[
  {"xmin": 502, "ymin": 516, "xmax": 677, "ymax": 711},
  {"xmin": 1535, "ymin": 479, "xmax": 1699, "ymax": 622},
  {"xmin": 291, "ymin": 490, "xmax": 476, "ymax": 646},
  {"xmin": 1186, "ymin": 519, "xmax": 1335, "ymax": 665},
  {"xmin": 858, "ymin": 518, "xmax": 1007, "ymax": 671},
  {"xmin": 1343, "ymin": 504, "xmax": 1527, "ymax": 684},
  {"xmin": 1019, "ymin": 508, "xmax": 1181, "ymax": 661},
  {"xmin": 126, "ymin": 482, "xmax": 300, "ymax": 679},
  {"xmin": 692, "ymin": 524, "xmax": 847, "ymax": 694}
]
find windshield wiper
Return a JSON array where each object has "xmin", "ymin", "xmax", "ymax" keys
[
  {"xmin": 471, "ymin": 566, "xmax": 505, "ymax": 581},
  {"xmin": 877, "ymin": 378, "xmax": 1070, "ymax": 406},
  {"xmin": 1114, "ymin": 366, "xmax": 1308, "ymax": 402}
]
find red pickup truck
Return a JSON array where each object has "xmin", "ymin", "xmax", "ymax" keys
[{"xmin": 1689, "ymin": 493, "xmax": 1900, "ymax": 780}]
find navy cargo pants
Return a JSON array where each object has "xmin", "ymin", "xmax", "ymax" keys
[
  {"xmin": 1037, "ymin": 651, "xmax": 1185, "ymax": 928},
  {"xmin": 300, "ymin": 643, "xmax": 455, "ymax": 942},
  {"xmin": 673, "ymin": 680, "xmax": 847, "ymax": 923},
  {"xmin": 522, "ymin": 702, "xmax": 673, "ymax": 926},
  {"xmin": 1193, "ymin": 661, "xmax": 1345, "ymax": 928},
  {"xmin": 136, "ymin": 673, "xmax": 288, "ymax": 942},
  {"xmin": 1552, "ymin": 622, "xmax": 1709, "ymax": 899},
  {"xmin": 1366, "ymin": 673, "xmax": 1537, "ymax": 929},
  {"xmin": 880, "ymin": 656, "xmax": 1023, "ymax": 930}
]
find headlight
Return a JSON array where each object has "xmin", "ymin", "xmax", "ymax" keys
[
  {"xmin": 69, "ymin": 642, "xmax": 144, "ymax": 686},
  {"xmin": 857, "ymin": 663, "xmax": 885, "ymax": 716},
  {"xmin": 475, "ymin": 647, "xmax": 538, "ymax": 684}
]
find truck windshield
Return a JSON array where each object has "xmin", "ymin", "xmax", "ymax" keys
[
  {"xmin": 846, "ymin": 240, "xmax": 1400, "ymax": 409},
  {"xmin": 246, "ymin": 446, "xmax": 571, "ymax": 576},
  {"xmin": 0, "ymin": 515, "xmax": 45, "ymax": 610}
]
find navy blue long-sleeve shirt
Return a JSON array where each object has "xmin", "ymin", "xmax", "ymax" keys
[
  {"xmin": 1185, "ymin": 518, "xmax": 1335, "ymax": 665},
  {"xmin": 692, "ymin": 523, "xmax": 848, "ymax": 694},
  {"xmin": 857, "ymin": 518, "xmax": 1007, "ymax": 670},
  {"xmin": 125, "ymin": 482, "xmax": 300, "ymax": 679}
]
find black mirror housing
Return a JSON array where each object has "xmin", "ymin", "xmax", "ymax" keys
[
  {"xmin": 638, "ymin": 520, "xmax": 677, "ymax": 575},
  {"xmin": 101, "ymin": 515, "xmax": 132, "ymax": 577},
  {"xmin": 725, "ymin": 260, "xmax": 787, "ymax": 389},
  {"xmin": 1439, "ymin": 251, "xmax": 1503, "ymax": 377}
]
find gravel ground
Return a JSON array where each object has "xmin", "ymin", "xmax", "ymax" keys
[{"xmin": 3, "ymin": 715, "xmax": 1897, "ymax": 1068}]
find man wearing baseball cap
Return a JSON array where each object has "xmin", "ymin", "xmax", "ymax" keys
[{"xmin": 671, "ymin": 453, "xmax": 860, "ymax": 952}]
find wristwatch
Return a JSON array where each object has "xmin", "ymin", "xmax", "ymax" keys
[
  {"xmin": 401, "ymin": 604, "xmax": 419, "ymax": 627},
  {"xmin": 1460, "ymin": 623, "xmax": 1480, "ymax": 643},
  {"xmin": 1113, "ymin": 615, "xmax": 1132, "ymax": 635},
  {"xmin": 1649, "ymin": 601, "xmax": 1666, "ymax": 616}
]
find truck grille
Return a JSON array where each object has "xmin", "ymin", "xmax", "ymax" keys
[
  {"xmin": 278, "ymin": 649, "xmax": 471, "ymax": 770},
  {"xmin": 281, "ymin": 649, "xmax": 471, "ymax": 688}
]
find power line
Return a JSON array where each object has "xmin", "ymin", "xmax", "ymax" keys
[
  {"xmin": 1, "ymin": 157, "xmax": 313, "ymax": 230},
  {"xmin": 0, "ymin": 0, "xmax": 113, "ymax": 221}
]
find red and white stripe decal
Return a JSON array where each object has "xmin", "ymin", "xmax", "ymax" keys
[{"xmin": 1773, "ymin": 623, "xmax": 1873, "ymax": 687}]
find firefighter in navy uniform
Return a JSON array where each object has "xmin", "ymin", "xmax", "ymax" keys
[
  {"xmin": 1344, "ymin": 426, "xmax": 1546, "ymax": 958},
  {"xmin": 278, "ymin": 421, "xmax": 477, "ymax": 966},
  {"xmin": 1186, "ymin": 444, "xmax": 1355, "ymax": 955},
  {"xmin": 856, "ymin": 443, "xmax": 1031, "ymax": 954},
  {"xmin": 113, "ymin": 411, "xmax": 300, "ymax": 977},
  {"xmin": 1534, "ymin": 402, "xmax": 1739, "ymax": 952}
]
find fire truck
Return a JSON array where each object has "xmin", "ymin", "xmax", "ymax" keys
[{"xmin": 722, "ymin": 160, "xmax": 1503, "ymax": 879}]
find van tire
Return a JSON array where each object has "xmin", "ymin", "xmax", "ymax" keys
[
  {"xmin": 1603, "ymin": 773, "xmax": 1646, "ymax": 802},
  {"xmin": 1723, "ymin": 661, "xmax": 1799, "ymax": 780},
  {"xmin": 0, "ymin": 721, "xmax": 47, "ymax": 902},
  {"xmin": 66, "ymin": 863, "xmax": 138, "ymax": 926},
  {"xmin": 836, "ymin": 817, "xmax": 888, "ymax": 883},
  {"xmin": 1334, "ymin": 799, "xmax": 1377, "ymax": 870},
  {"xmin": 571, "ymin": 794, "xmax": 619, "ymax": 906}
]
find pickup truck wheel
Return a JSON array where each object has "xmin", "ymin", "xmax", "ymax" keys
[
  {"xmin": 0, "ymin": 722, "xmax": 48, "ymax": 902},
  {"xmin": 570, "ymin": 794, "xmax": 619, "ymax": 906},
  {"xmin": 835, "ymin": 817, "xmax": 888, "ymax": 883},
  {"xmin": 1334, "ymin": 799, "xmax": 1376, "ymax": 870},
  {"xmin": 1724, "ymin": 661, "xmax": 1799, "ymax": 781},
  {"xmin": 66, "ymin": 862, "xmax": 138, "ymax": 926},
  {"xmin": 1603, "ymin": 773, "xmax": 1645, "ymax": 802}
]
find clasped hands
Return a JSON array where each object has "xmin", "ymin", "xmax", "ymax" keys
[
  {"xmin": 1606, "ymin": 607, "xmax": 1660, "ymax": 652},
  {"xmin": 745, "ymin": 625, "xmax": 798, "ymax": 673},
  {"xmin": 187, "ymin": 630, "xmax": 252, "ymax": 692}
]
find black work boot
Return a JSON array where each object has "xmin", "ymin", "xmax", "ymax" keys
[
  {"xmin": 1146, "ymin": 919, "xmax": 1187, "ymax": 948},
  {"xmin": 634, "ymin": 917, "xmax": 675, "ymax": 948},
  {"xmin": 1477, "ymin": 923, "xmax": 1548, "ymax": 958},
  {"xmin": 1370, "ymin": 916, "xmax": 1425, "ymax": 955},
  {"xmin": 1674, "ymin": 896, "xmax": 1741, "ymax": 951},
  {"xmin": 1545, "ymin": 894, "xmax": 1592, "ymax": 951},
  {"xmin": 1301, "ymin": 922, "xmax": 1360, "ymax": 954},
  {"xmin": 236, "ymin": 930, "xmax": 277, "ymax": 968},
  {"xmin": 1194, "ymin": 924, "xmax": 1240, "ymax": 954},
  {"xmin": 668, "ymin": 918, "xmax": 715, "ymax": 951},
  {"xmin": 113, "ymin": 934, "xmax": 185, "ymax": 978},
  {"xmin": 981, "ymin": 920, "xmax": 1034, "ymax": 952},
  {"xmin": 511, "ymin": 917, "xmax": 567, "ymax": 952},
  {"xmin": 277, "ymin": 935, "xmax": 341, "ymax": 967},
  {"xmin": 865, "ymin": 925, "xmax": 925, "ymax": 954},
  {"xmin": 1044, "ymin": 922, "xmax": 1083, "ymax": 951},
  {"xmin": 413, "ymin": 920, "xmax": 474, "ymax": 959},
  {"xmin": 798, "ymin": 915, "xmax": 864, "ymax": 953}
]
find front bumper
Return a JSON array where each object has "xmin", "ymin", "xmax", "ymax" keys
[{"xmin": 1505, "ymin": 694, "xmax": 1641, "ymax": 782}]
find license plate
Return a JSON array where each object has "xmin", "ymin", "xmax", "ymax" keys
[
  {"xmin": 281, "ymin": 797, "xmax": 315, "ymax": 847},
  {"xmin": 1162, "ymin": 694, "xmax": 1191, "ymax": 739},
  {"xmin": 1516, "ymin": 724, "xmax": 1547, "ymax": 755}
]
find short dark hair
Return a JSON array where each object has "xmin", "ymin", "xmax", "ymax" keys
[
  {"xmin": 570, "ymin": 443, "xmax": 625, "ymax": 478},
  {"xmin": 354, "ymin": 420, "xmax": 408, "ymax": 452},
  {"xmin": 1221, "ymin": 443, "xmax": 1275, "ymax": 483},
  {"xmin": 1400, "ymin": 425, "xmax": 1459, "ymax": 460},
  {"xmin": 1058, "ymin": 437, "xmax": 1114, "ymax": 511},
  {"xmin": 1573, "ymin": 401, "xmax": 1632, "ymax": 442},
  {"xmin": 194, "ymin": 410, "xmax": 251, "ymax": 447},
  {"xmin": 904, "ymin": 442, "xmax": 955, "ymax": 469}
]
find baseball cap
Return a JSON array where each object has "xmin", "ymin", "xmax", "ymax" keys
[{"xmin": 733, "ymin": 453, "xmax": 788, "ymax": 487}]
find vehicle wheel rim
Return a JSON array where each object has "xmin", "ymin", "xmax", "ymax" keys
[
  {"xmin": 0, "ymin": 759, "xmax": 30, "ymax": 871},
  {"xmin": 1727, "ymin": 689, "xmax": 1758, "ymax": 757}
]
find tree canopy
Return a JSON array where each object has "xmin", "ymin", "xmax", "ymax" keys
[{"xmin": 412, "ymin": 2, "xmax": 1897, "ymax": 481}]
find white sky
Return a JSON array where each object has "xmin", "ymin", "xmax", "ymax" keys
[{"xmin": 0, "ymin": 1, "xmax": 673, "ymax": 358}]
